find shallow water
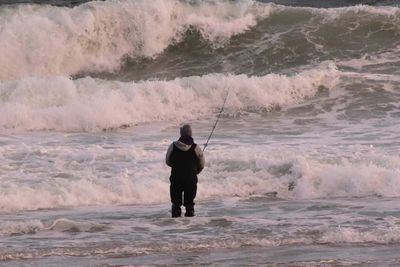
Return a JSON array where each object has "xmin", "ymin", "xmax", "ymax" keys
[
  {"xmin": 3, "ymin": 195, "xmax": 400, "ymax": 266},
  {"xmin": 1, "ymin": 119, "xmax": 400, "ymax": 266}
]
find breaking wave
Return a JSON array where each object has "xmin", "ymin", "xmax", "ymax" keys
[
  {"xmin": 0, "ymin": 0, "xmax": 399, "ymax": 80},
  {"xmin": 0, "ymin": 0, "xmax": 272, "ymax": 80},
  {"xmin": 0, "ymin": 62, "xmax": 339, "ymax": 131}
]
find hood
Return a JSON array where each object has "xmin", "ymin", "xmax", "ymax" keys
[{"xmin": 173, "ymin": 141, "xmax": 192, "ymax": 151}]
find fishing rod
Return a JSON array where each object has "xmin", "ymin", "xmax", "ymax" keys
[
  {"xmin": 203, "ymin": 88, "xmax": 230, "ymax": 151},
  {"xmin": 201, "ymin": 88, "xmax": 296, "ymax": 192}
]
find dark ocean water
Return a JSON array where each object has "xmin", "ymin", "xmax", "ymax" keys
[
  {"xmin": 0, "ymin": 0, "xmax": 88, "ymax": 6},
  {"xmin": 0, "ymin": 0, "xmax": 398, "ymax": 7},
  {"xmin": 262, "ymin": 0, "xmax": 400, "ymax": 7}
]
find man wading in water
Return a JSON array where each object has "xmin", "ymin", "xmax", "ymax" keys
[{"xmin": 166, "ymin": 124, "xmax": 205, "ymax": 217}]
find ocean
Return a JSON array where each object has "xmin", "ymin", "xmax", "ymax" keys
[{"xmin": 1, "ymin": 0, "xmax": 400, "ymax": 266}]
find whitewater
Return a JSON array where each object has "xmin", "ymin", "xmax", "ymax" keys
[{"xmin": 1, "ymin": 0, "xmax": 400, "ymax": 266}]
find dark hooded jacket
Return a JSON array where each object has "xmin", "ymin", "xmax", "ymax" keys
[{"xmin": 165, "ymin": 138, "xmax": 205, "ymax": 176}]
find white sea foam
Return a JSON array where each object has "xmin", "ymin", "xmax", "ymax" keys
[
  {"xmin": 0, "ymin": 142, "xmax": 170, "ymax": 212},
  {"xmin": 201, "ymin": 144, "xmax": 400, "ymax": 201},
  {"xmin": 320, "ymin": 4, "xmax": 400, "ymax": 18},
  {"xmin": 0, "ymin": 62, "xmax": 340, "ymax": 131},
  {"xmin": 45, "ymin": 218, "xmax": 109, "ymax": 232},
  {"xmin": 290, "ymin": 152, "xmax": 400, "ymax": 199},
  {"xmin": 281, "ymin": 3, "xmax": 400, "ymax": 19},
  {"xmin": 0, "ymin": 0, "xmax": 272, "ymax": 80},
  {"xmin": 338, "ymin": 47, "xmax": 400, "ymax": 71},
  {"xmin": 2, "ymin": 139, "xmax": 400, "ymax": 212},
  {"xmin": 0, "ymin": 220, "xmax": 44, "ymax": 236},
  {"xmin": 2, "ymin": 222, "xmax": 400, "ymax": 261},
  {"xmin": 320, "ymin": 221, "xmax": 400, "ymax": 244}
]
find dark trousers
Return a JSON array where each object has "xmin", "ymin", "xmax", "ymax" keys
[{"xmin": 170, "ymin": 176, "xmax": 197, "ymax": 208}]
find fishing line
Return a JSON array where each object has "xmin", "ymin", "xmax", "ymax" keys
[{"xmin": 203, "ymin": 88, "xmax": 230, "ymax": 151}]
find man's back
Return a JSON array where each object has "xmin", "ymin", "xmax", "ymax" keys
[{"xmin": 170, "ymin": 143, "xmax": 199, "ymax": 179}]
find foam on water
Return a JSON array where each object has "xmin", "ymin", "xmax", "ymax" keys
[
  {"xmin": 290, "ymin": 152, "xmax": 400, "ymax": 199},
  {"xmin": 0, "ymin": 219, "xmax": 43, "ymax": 236},
  {"xmin": 338, "ymin": 46, "xmax": 400, "ymax": 71},
  {"xmin": 2, "ymin": 217, "xmax": 400, "ymax": 261},
  {"xmin": 0, "ymin": 217, "xmax": 109, "ymax": 237},
  {"xmin": 321, "ymin": 223, "xmax": 400, "ymax": 244},
  {"xmin": 309, "ymin": 3, "xmax": 400, "ymax": 17},
  {"xmin": 0, "ymin": 62, "xmax": 339, "ymax": 131},
  {"xmin": 2, "ymin": 136, "xmax": 400, "ymax": 212}
]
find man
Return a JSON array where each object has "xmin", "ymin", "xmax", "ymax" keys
[{"xmin": 166, "ymin": 124, "xmax": 205, "ymax": 217}]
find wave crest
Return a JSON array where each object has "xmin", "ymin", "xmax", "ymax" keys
[
  {"xmin": 0, "ymin": 0, "xmax": 271, "ymax": 80},
  {"xmin": 0, "ymin": 63, "xmax": 339, "ymax": 131}
]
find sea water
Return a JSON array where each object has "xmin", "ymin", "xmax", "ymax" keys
[{"xmin": 1, "ymin": 0, "xmax": 400, "ymax": 266}]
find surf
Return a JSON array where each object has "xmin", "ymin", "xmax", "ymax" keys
[
  {"xmin": 0, "ymin": 62, "xmax": 339, "ymax": 131},
  {"xmin": 0, "ymin": 0, "xmax": 399, "ymax": 81}
]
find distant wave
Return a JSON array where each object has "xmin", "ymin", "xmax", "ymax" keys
[
  {"xmin": 0, "ymin": 0, "xmax": 399, "ymax": 81},
  {"xmin": 0, "ymin": 0, "xmax": 272, "ymax": 80}
]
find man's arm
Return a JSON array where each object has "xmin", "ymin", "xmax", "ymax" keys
[
  {"xmin": 165, "ymin": 143, "xmax": 173, "ymax": 167},
  {"xmin": 195, "ymin": 145, "xmax": 205, "ymax": 174}
]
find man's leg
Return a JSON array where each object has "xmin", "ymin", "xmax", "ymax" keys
[
  {"xmin": 183, "ymin": 178, "xmax": 197, "ymax": 217},
  {"xmin": 170, "ymin": 180, "xmax": 183, "ymax": 217}
]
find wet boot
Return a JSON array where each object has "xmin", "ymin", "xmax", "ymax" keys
[
  {"xmin": 171, "ymin": 204, "xmax": 182, "ymax": 218},
  {"xmin": 184, "ymin": 206, "xmax": 195, "ymax": 217}
]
